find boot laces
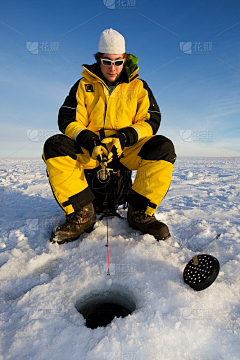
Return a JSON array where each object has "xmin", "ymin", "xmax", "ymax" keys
[
  {"xmin": 135, "ymin": 211, "xmax": 150, "ymax": 222},
  {"xmin": 129, "ymin": 205, "xmax": 155, "ymax": 224},
  {"xmin": 66, "ymin": 210, "xmax": 83, "ymax": 227},
  {"xmin": 132, "ymin": 209, "xmax": 151, "ymax": 221},
  {"xmin": 66, "ymin": 205, "xmax": 92, "ymax": 226}
]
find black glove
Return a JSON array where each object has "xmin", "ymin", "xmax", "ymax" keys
[
  {"xmin": 75, "ymin": 129, "xmax": 100, "ymax": 155},
  {"xmin": 76, "ymin": 129, "xmax": 109, "ymax": 163}
]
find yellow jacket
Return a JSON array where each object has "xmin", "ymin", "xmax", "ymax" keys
[{"xmin": 58, "ymin": 54, "xmax": 161, "ymax": 146}]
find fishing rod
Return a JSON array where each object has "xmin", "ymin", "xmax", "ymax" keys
[{"xmin": 97, "ymin": 155, "xmax": 113, "ymax": 276}]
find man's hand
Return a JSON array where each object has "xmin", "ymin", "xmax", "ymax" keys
[
  {"xmin": 75, "ymin": 130, "xmax": 109, "ymax": 163},
  {"xmin": 91, "ymin": 143, "xmax": 109, "ymax": 163},
  {"xmin": 101, "ymin": 133, "xmax": 127, "ymax": 162}
]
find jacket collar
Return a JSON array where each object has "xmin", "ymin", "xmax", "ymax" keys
[{"xmin": 81, "ymin": 54, "xmax": 139, "ymax": 87}]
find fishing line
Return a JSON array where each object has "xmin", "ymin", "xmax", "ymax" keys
[{"xmin": 106, "ymin": 217, "xmax": 110, "ymax": 276}]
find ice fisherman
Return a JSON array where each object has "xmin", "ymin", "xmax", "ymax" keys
[{"xmin": 42, "ymin": 28, "xmax": 176, "ymax": 244}]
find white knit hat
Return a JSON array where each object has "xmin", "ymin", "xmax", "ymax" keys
[{"xmin": 98, "ymin": 28, "xmax": 125, "ymax": 54}]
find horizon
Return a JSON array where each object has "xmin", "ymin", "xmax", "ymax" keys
[{"xmin": 1, "ymin": 156, "xmax": 240, "ymax": 160}]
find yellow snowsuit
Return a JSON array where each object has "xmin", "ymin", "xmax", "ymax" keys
[{"xmin": 43, "ymin": 55, "xmax": 176, "ymax": 216}]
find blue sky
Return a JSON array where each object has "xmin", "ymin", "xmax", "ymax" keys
[{"xmin": 0, "ymin": 0, "xmax": 239, "ymax": 158}]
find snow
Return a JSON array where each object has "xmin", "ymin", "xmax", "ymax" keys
[{"xmin": 0, "ymin": 157, "xmax": 240, "ymax": 360}]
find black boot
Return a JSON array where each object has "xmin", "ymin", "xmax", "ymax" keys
[
  {"xmin": 50, "ymin": 203, "xmax": 96, "ymax": 244},
  {"xmin": 127, "ymin": 204, "xmax": 170, "ymax": 241}
]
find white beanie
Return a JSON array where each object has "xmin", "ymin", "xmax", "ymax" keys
[{"xmin": 98, "ymin": 28, "xmax": 125, "ymax": 54}]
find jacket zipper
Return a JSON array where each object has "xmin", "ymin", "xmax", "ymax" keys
[{"xmin": 104, "ymin": 98, "xmax": 107, "ymax": 125}]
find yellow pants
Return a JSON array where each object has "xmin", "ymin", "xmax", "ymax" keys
[{"xmin": 42, "ymin": 134, "xmax": 176, "ymax": 216}]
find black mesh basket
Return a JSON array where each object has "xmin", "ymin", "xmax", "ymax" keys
[{"xmin": 183, "ymin": 254, "xmax": 220, "ymax": 291}]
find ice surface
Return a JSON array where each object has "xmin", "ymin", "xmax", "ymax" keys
[{"xmin": 0, "ymin": 157, "xmax": 240, "ymax": 360}]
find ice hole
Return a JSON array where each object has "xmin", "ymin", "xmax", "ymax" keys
[{"xmin": 75, "ymin": 286, "xmax": 136, "ymax": 329}]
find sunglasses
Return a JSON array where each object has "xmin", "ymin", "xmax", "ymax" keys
[{"xmin": 100, "ymin": 58, "xmax": 124, "ymax": 67}]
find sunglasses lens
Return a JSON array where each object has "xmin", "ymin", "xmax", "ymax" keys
[
  {"xmin": 115, "ymin": 60, "xmax": 124, "ymax": 66},
  {"xmin": 102, "ymin": 59, "xmax": 112, "ymax": 66}
]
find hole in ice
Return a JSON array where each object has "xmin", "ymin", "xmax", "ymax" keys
[{"xmin": 75, "ymin": 286, "xmax": 136, "ymax": 329}]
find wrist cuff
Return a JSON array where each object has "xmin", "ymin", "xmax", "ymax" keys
[
  {"xmin": 118, "ymin": 127, "xmax": 138, "ymax": 146},
  {"xmin": 116, "ymin": 132, "xmax": 127, "ymax": 150},
  {"xmin": 76, "ymin": 129, "xmax": 100, "ymax": 155}
]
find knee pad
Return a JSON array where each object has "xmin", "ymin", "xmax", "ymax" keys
[{"xmin": 138, "ymin": 135, "xmax": 176, "ymax": 164}]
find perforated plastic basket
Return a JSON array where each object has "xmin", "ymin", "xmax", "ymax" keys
[{"xmin": 183, "ymin": 254, "xmax": 220, "ymax": 291}]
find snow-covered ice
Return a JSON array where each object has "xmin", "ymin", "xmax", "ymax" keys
[{"xmin": 0, "ymin": 157, "xmax": 240, "ymax": 360}]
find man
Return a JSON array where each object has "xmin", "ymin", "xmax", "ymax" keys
[{"xmin": 43, "ymin": 28, "xmax": 176, "ymax": 244}]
